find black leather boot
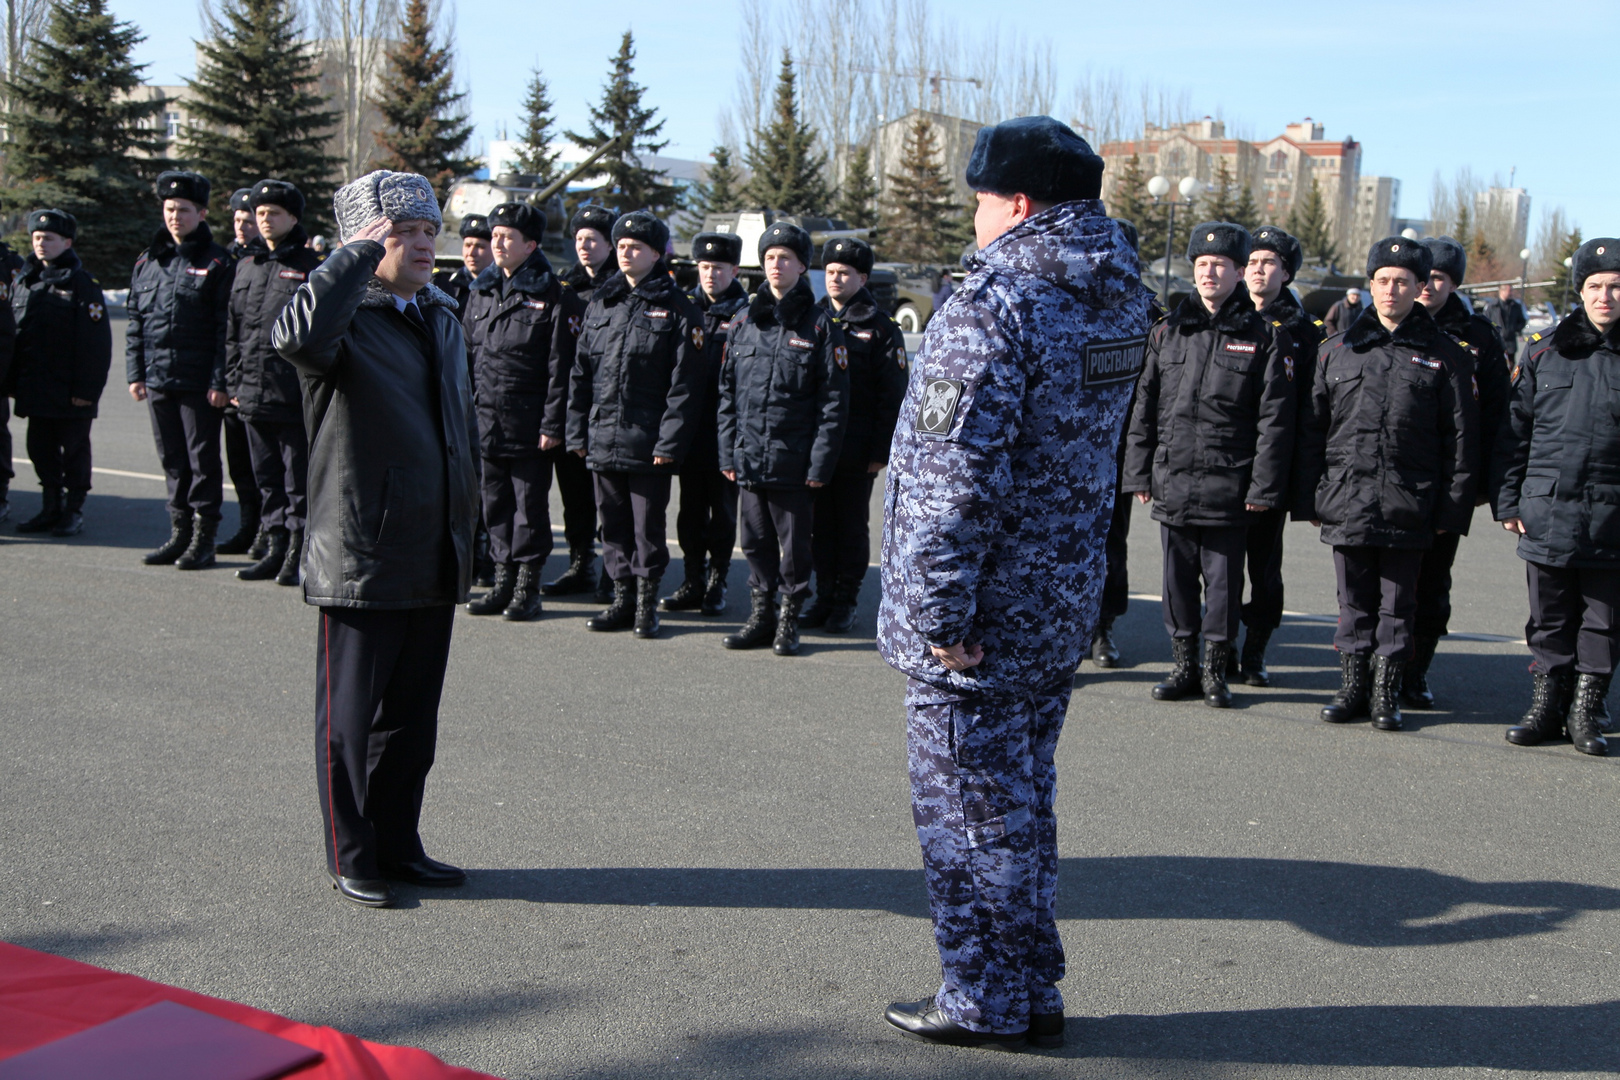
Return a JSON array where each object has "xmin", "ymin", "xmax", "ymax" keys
[
  {"xmin": 798, "ymin": 582, "xmax": 834, "ymax": 628},
  {"xmin": 823, "ymin": 576, "xmax": 862, "ymax": 634},
  {"xmin": 237, "ymin": 526, "xmax": 289, "ymax": 580},
  {"xmin": 467, "ymin": 563, "xmax": 515, "ymax": 614},
  {"xmin": 51, "ymin": 490, "xmax": 86, "ymax": 537},
  {"xmin": 1090, "ymin": 617, "xmax": 1119, "ymax": 668},
  {"xmin": 216, "ymin": 507, "xmax": 261, "ymax": 554},
  {"xmin": 773, "ymin": 592, "xmax": 804, "ymax": 656},
  {"xmin": 723, "ymin": 590, "xmax": 777, "ymax": 649},
  {"xmin": 586, "ymin": 580, "xmax": 635, "ymax": 631},
  {"xmin": 174, "ymin": 516, "xmax": 218, "ymax": 570},
  {"xmin": 1369, "ymin": 654, "xmax": 1404, "ymax": 730},
  {"xmin": 247, "ymin": 522, "xmax": 270, "ymax": 560},
  {"xmin": 1567, "ymin": 673, "xmax": 1611, "ymax": 756},
  {"xmin": 1400, "ymin": 635, "xmax": 1439, "ymax": 709},
  {"xmin": 503, "ymin": 564, "xmax": 543, "ymax": 621},
  {"xmin": 275, "ymin": 528, "xmax": 303, "ymax": 586},
  {"xmin": 633, "ymin": 576, "xmax": 661, "ymax": 637},
  {"xmin": 701, "ymin": 561, "xmax": 729, "ymax": 616},
  {"xmin": 1202, "ymin": 641, "xmax": 1234, "ymax": 708},
  {"xmin": 660, "ymin": 561, "xmax": 706, "ymax": 611},
  {"xmin": 540, "ymin": 546, "xmax": 596, "ymax": 596},
  {"xmin": 1321, "ymin": 652, "xmax": 1371, "ymax": 723},
  {"xmin": 19, "ymin": 488, "xmax": 64, "ymax": 535},
  {"xmin": 1507, "ymin": 668, "xmax": 1574, "ymax": 746},
  {"xmin": 1240, "ymin": 626, "xmax": 1273, "ymax": 686},
  {"xmin": 1151, "ymin": 637, "xmax": 1200, "ymax": 700}
]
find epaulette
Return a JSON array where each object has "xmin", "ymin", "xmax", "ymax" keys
[
  {"xmin": 1270, "ymin": 319, "xmax": 1283, "ymax": 328},
  {"xmin": 1530, "ymin": 332, "xmax": 1543, "ymax": 342},
  {"xmin": 1312, "ymin": 318, "xmax": 1324, "ymax": 328}
]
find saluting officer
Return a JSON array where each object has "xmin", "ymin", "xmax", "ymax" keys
[
  {"xmin": 464, "ymin": 202, "xmax": 583, "ymax": 622},
  {"xmin": 217, "ymin": 186, "xmax": 266, "ymax": 557},
  {"xmin": 717, "ymin": 222, "xmax": 849, "ymax": 656},
  {"xmin": 1123, "ymin": 222, "xmax": 1296, "ymax": 708},
  {"xmin": 662, "ymin": 230, "xmax": 748, "ymax": 616},
  {"xmin": 0, "ymin": 238, "xmax": 26, "ymax": 524},
  {"xmin": 1295, "ymin": 237, "xmax": 1476, "ymax": 732},
  {"xmin": 1497, "ymin": 238, "xmax": 1620, "ymax": 756},
  {"xmin": 433, "ymin": 214, "xmax": 491, "ymax": 315},
  {"xmin": 127, "ymin": 170, "xmax": 235, "ymax": 570},
  {"xmin": 802, "ymin": 236, "xmax": 906, "ymax": 633}
]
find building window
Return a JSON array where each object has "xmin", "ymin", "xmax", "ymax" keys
[
  {"xmin": 165, "ymin": 111, "xmax": 181, "ymax": 140},
  {"xmin": 1269, "ymin": 150, "xmax": 1288, "ymax": 173}
]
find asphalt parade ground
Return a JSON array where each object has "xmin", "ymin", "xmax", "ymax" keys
[{"xmin": 3, "ymin": 324, "xmax": 1617, "ymax": 1079}]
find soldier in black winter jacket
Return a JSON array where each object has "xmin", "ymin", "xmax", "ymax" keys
[
  {"xmin": 9, "ymin": 210, "xmax": 106, "ymax": 537},
  {"xmin": 1496, "ymin": 238, "xmax": 1620, "ymax": 756},
  {"xmin": 1124, "ymin": 223, "xmax": 1296, "ymax": 709},
  {"xmin": 127, "ymin": 170, "xmax": 235, "ymax": 570},
  {"xmin": 217, "ymin": 187, "xmax": 265, "ymax": 555},
  {"xmin": 1295, "ymin": 237, "xmax": 1477, "ymax": 732},
  {"xmin": 432, "ymin": 213, "xmax": 491, "ymax": 315},
  {"xmin": 0, "ymin": 239, "xmax": 25, "ymax": 525}
]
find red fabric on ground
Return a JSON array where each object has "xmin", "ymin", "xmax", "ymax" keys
[{"xmin": 0, "ymin": 943, "xmax": 501, "ymax": 1079}]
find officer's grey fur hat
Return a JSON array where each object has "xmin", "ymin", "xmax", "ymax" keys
[
  {"xmin": 758, "ymin": 221, "xmax": 811, "ymax": 267},
  {"xmin": 692, "ymin": 231, "xmax": 743, "ymax": 265},
  {"xmin": 822, "ymin": 236, "xmax": 874, "ymax": 275},
  {"xmin": 611, "ymin": 210, "xmax": 669, "ymax": 256},
  {"xmin": 229, "ymin": 188, "xmax": 254, "ymax": 214},
  {"xmin": 1573, "ymin": 238, "xmax": 1620, "ymax": 288},
  {"xmin": 156, "ymin": 170, "xmax": 211, "ymax": 208},
  {"xmin": 1366, "ymin": 236, "xmax": 1432, "ymax": 281},
  {"xmin": 458, "ymin": 214, "xmax": 491, "ymax": 240},
  {"xmin": 1186, "ymin": 221, "xmax": 1251, "ymax": 265},
  {"xmin": 570, "ymin": 205, "xmax": 618, "ymax": 241},
  {"xmin": 1252, "ymin": 225, "xmax": 1303, "ymax": 280},
  {"xmin": 965, "ymin": 116, "xmax": 1104, "ymax": 203},
  {"xmin": 1422, "ymin": 236, "xmax": 1466, "ymax": 285},
  {"xmin": 28, "ymin": 208, "xmax": 75, "ymax": 239},
  {"xmin": 250, "ymin": 179, "xmax": 305, "ymax": 221},
  {"xmin": 488, "ymin": 201, "xmax": 547, "ymax": 243},
  {"xmin": 332, "ymin": 169, "xmax": 442, "ymax": 242}
]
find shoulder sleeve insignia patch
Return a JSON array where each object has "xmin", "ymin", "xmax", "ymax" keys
[
  {"xmin": 691, "ymin": 325, "xmax": 704, "ymax": 350},
  {"xmin": 88, "ymin": 301, "xmax": 104, "ymax": 321},
  {"xmin": 1284, "ymin": 355, "xmax": 1294, "ymax": 381},
  {"xmin": 567, "ymin": 315, "xmax": 582, "ymax": 337},
  {"xmin": 895, "ymin": 346, "xmax": 907, "ymax": 370},
  {"xmin": 1082, "ymin": 334, "xmax": 1147, "ymax": 387},
  {"xmin": 916, "ymin": 377, "xmax": 963, "ymax": 434},
  {"xmin": 834, "ymin": 344, "xmax": 848, "ymax": 370}
]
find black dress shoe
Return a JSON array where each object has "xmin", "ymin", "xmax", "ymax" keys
[
  {"xmin": 1029, "ymin": 1011, "xmax": 1064, "ymax": 1049},
  {"xmin": 883, "ymin": 999, "xmax": 1026, "ymax": 1051},
  {"xmin": 380, "ymin": 856, "xmax": 466, "ymax": 887},
  {"xmin": 329, "ymin": 872, "xmax": 396, "ymax": 907}
]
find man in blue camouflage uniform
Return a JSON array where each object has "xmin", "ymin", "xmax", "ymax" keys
[{"xmin": 877, "ymin": 117, "xmax": 1156, "ymax": 1051}]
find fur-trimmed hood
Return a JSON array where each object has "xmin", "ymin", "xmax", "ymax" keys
[
  {"xmin": 1343, "ymin": 301, "xmax": 1443, "ymax": 352},
  {"xmin": 746, "ymin": 275, "xmax": 817, "ymax": 327}
]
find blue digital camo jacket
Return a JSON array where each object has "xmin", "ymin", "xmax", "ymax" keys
[{"xmin": 877, "ymin": 201, "xmax": 1156, "ymax": 697}]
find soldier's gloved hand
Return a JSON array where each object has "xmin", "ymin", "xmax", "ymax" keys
[{"xmin": 931, "ymin": 642, "xmax": 983, "ymax": 672}]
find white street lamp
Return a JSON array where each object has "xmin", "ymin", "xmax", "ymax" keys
[{"xmin": 1146, "ymin": 175, "xmax": 1199, "ymax": 301}]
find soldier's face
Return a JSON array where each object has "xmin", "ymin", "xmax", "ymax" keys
[
  {"xmin": 1370, "ymin": 268, "xmax": 1420, "ymax": 322},
  {"xmin": 1582, "ymin": 272, "xmax": 1620, "ymax": 330},
  {"xmin": 575, "ymin": 228, "xmax": 610, "ymax": 271},
  {"xmin": 255, "ymin": 204, "xmax": 297, "ymax": 245},
  {"xmin": 1244, "ymin": 251, "xmax": 1287, "ymax": 304},
  {"xmin": 375, "ymin": 218, "xmax": 439, "ymax": 296},
  {"xmin": 763, "ymin": 248, "xmax": 803, "ymax": 295},
  {"xmin": 31, "ymin": 231, "xmax": 69, "ymax": 261},
  {"xmin": 1417, "ymin": 270, "xmax": 1456, "ymax": 313},
  {"xmin": 234, "ymin": 210, "xmax": 260, "ymax": 245},
  {"xmin": 1194, "ymin": 255, "xmax": 1239, "ymax": 308},
  {"xmin": 616, "ymin": 238, "xmax": 660, "ymax": 282},
  {"xmin": 462, "ymin": 237, "xmax": 492, "ymax": 274},
  {"xmin": 492, "ymin": 226, "xmax": 538, "ymax": 273},
  {"xmin": 824, "ymin": 262, "xmax": 866, "ymax": 304},
  {"xmin": 697, "ymin": 260, "xmax": 737, "ymax": 298},
  {"xmin": 163, "ymin": 198, "xmax": 204, "ymax": 244}
]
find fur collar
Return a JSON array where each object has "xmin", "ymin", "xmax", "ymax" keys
[
  {"xmin": 358, "ymin": 277, "xmax": 459, "ymax": 310},
  {"xmin": 1343, "ymin": 302, "xmax": 1442, "ymax": 352},
  {"xmin": 562, "ymin": 260, "xmax": 607, "ymax": 292},
  {"xmin": 1551, "ymin": 308, "xmax": 1620, "ymax": 358},
  {"xmin": 25, "ymin": 247, "xmax": 82, "ymax": 284},
  {"xmin": 1429, "ymin": 292, "xmax": 1479, "ymax": 338},
  {"xmin": 1166, "ymin": 284, "xmax": 1259, "ymax": 335},
  {"xmin": 264, "ymin": 223, "xmax": 310, "ymax": 262},
  {"xmin": 747, "ymin": 276, "xmax": 817, "ymax": 327},
  {"xmin": 594, "ymin": 262, "xmax": 679, "ymax": 305},
  {"xmin": 695, "ymin": 277, "xmax": 749, "ymax": 314},
  {"xmin": 819, "ymin": 286, "xmax": 880, "ymax": 325},
  {"xmin": 474, "ymin": 247, "xmax": 555, "ymax": 296},
  {"xmin": 147, "ymin": 220, "xmax": 218, "ymax": 261}
]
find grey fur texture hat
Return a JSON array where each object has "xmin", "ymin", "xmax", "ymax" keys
[
  {"xmin": 250, "ymin": 179, "xmax": 305, "ymax": 221},
  {"xmin": 458, "ymin": 214, "xmax": 491, "ymax": 240},
  {"xmin": 156, "ymin": 170, "xmax": 211, "ymax": 208},
  {"xmin": 488, "ymin": 201, "xmax": 547, "ymax": 243},
  {"xmin": 611, "ymin": 210, "xmax": 669, "ymax": 255},
  {"xmin": 965, "ymin": 115, "xmax": 1104, "ymax": 203},
  {"xmin": 1366, "ymin": 236, "xmax": 1432, "ymax": 281},
  {"xmin": 1573, "ymin": 238, "xmax": 1620, "ymax": 288},
  {"xmin": 229, "ymin": 188, "xmax": 254, "ymax": 214},
  {"xmin": 570, "ymin": 205, "xmax": 618, "ymax": 241},
  {"xmin": 758, "ymin": 221, "xmax": 812, "ymax": 267},
  {"xmin": 332, "ymin": 169, "xmax": 442, "ymax": 242},
  {"xmin": 1422, "ymin": 236, "xmax": 1467, "ymax": 285},
  {"xmin": 692, "ymin": 231, "xmax": 743, "ymax": 265},
  {"xmin": 822, "ymin": 236, "xmax": 874, "ymax": 275},
  {"xmin": 1252, "ymin": 225, "xmax": 1303, "ymax": 279},
  {"xmin": 1186, "ymin": 221, "xmax": 1251, "ymax": 265},
  {"xmin": 28, "ymin": 208, "xmax": 75, "ymax": 239}
]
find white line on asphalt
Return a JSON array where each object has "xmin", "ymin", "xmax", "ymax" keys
[
  {"xmin": 1127, "ymin": 591, "xmax": 1526, "ymax": 645},
  {"xmin": 12, "ymin": 456, "xmax": 166, "ymax": 483}
]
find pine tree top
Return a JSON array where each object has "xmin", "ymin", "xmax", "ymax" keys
[
  {"xmin": 880, "ymin": 113, "xmax": 966, "ymax": 264},
  {"xmin": 563, "ymin": 31, "xmax": 680, "ymax": 216},
  {"xmin": 372, "ymin": 0, "xmax": 477, "ymax": 198},
  {"xmin": 742, "ymin": 51, "xmax": 829, "ymax": 215},
  {"xmin": 515, "ymin": 69, "xmax": 561, "ymax": 184}
]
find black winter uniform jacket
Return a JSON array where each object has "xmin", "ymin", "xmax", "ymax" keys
[
  {"xmin": 685, "ymin": 279, "xmax": 750, "ymax": 469},
  {"xmin": 1295, "ymin": 305, "xmax": 1476, "ymax": 549},
  {"xmin": 272, "ymin": 241, "xmax": 479, "ymax": 609},
  {"xmin": 9, "ymin": 249, "xmax": 110, "ymax": 419},
  {"xmin": 718, "ymin": 278, "xmax": 849, "ymax": 488},
  {"xmin": 566, "ymin": 265, "xmax": 705, "ymax": 474},
  {"xmin": 1495, "ymin": 313, "xmax": 1620, "ymax": 568},
  {"xmin": 1261, "ymin": 289, "xmax": 1324, "ymax": 509},
  {"xmin": 562, "ymin": 261, "xmax": 611, "ymax": 305},
  {"xmin": 432, "ymin": 265, "xmax": 476, "ymax": 315},
  {"xmin": 0, "ymin": 244, "xmax": 21, "ymax": 391},
  {"xmin": 1429, "ymin": 292, "xmax": 1511, "ymax": 520},
  {"xmin": 227, "ymin": 226, "xmax": 323, "ymax": 426},
  {"xmin": 1122, "ymin": 287, "xmax": 1297, "ymax": 527},
  {"xmin": 464, "ymin": 248, "xmax": 584, "ymax": 459},
  {"xmin": 817, "ymin": 288, "xmax": 908, "ymax": 472},
  {"xmin": 125, "ymin": 221, "xmax": 234, "ymax": 395}
]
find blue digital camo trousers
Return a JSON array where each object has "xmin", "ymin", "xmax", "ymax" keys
[{"xmin": 905, "ymin": 676, "xmax": 1072, "ymax": 1033}]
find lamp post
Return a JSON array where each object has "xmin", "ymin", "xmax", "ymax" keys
[
  {"xmin": 1519, "ymin": 246, "xmax": 1531, "ymax": 310},
  {"xmin": 1563, "ymin": 255, "xmax": 1574, "ymax": 314},
  {"xmin": 1147, "ymin": 174, "xmax": 1202, "ymax": 303}
]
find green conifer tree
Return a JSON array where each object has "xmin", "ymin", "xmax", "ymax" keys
[
  {"xmin": 833, "ymin": 141, "xmax": 878, "ymax": 229},
  {"xmin": 1547, "ymin": 227, "xmax": 1583, "ymax": 311},
  {"xmin": 880, "ymin": 113, "xmax": 966, "ymax": 264},
  {"xmin": 1285, "ymin": 178, "xmax": 1338, "ymax": 265},
  {"xmin": 1451, "ymin": 202, "xmax": 1473, "ymax": 255},
  {"xmin": 1229, "ymin": 183, "xmax": 1262, "ymax": 232},
  {"xmin": 565, "ymin": 31, "xmax": 681, "ymax": 216},
  {"xmin": 1201, "ymin": 158, "xmax": 1237, "ymax": 223},
  {"xmin": 372, "ymin": 0, "xmax": 477, "ymax": 199},
  {"xmin": 1105, "ymin": 151, "xmax": 1166, "ymax": 268},
  {"xmin": 742, "ymin": 51, "xmax": 830, "ymax": 214},
  {"xmin": 514, "ymin": 67, "xmax": 560, "ymax": 184},
  {"xmin": 678, "ymin": 144, "xmax": 743, "ymax": 239}
]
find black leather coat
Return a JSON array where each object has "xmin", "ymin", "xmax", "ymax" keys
[
  {"xmin": 818, "ymin": 288, "xmax": 908, "ymax": 472},
  {"xmin": 8, "ymin": 249, "xmax": 109, "ymax": 419},
  {"xmin": 125, "ymin": 221, "xmax": 234, "ymax": 394},
  {"xmin": 227, "ymin": 226, "xmax": 323, "ymax": 425}
]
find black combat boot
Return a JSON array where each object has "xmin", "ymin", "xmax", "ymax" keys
[
  {"xmin": 586, "ymin": 580, "xmax": 635, "ymax": 631},
  {"xmin": 660, "ymin": 560, "xmax": 706, "ymax": 611},
  {"xmin": 798, "ymin": 581, "xmax": 834, "ymax": 629},
  {"xmin": 723, "ymin": 590, "xmax": 778, "ymax": 650},
  {"xmin": 473, "ymin": 523, "xmax": 495, "ymax": 588},
  {"xmin": 1566, "ymin": 673, "xmax": 1611, "ymax": 756},
  {"xmin": 1368, "ymin": 654, "xmax": 1405, "ymax": 731},
  {"xmin": 275, "ymin": 528, "xmax": 303, "ymax": 586},
  {"xmin": 773, "ymin": 593, "xmax": 804, "ymax": 656},
  {"xmin": 467, "ymin": 563, "xmax": 515, "ymax": 614},
  {"xmin": 540, "ymin": 546, "xmax": 596, "ymax": 596},
  {"xmin": 0, "ymin": 481, "xmax": 10, "ymax": 525},
  {"xmin": 1321, "ymin": 652, "xmax": 1371, "ymax": 723},
  {"xmin": 18, "ymin": 488, "xmax": 64, "ymax": 535},
  {"xmin": 247, "ymin": 522, "xmax": 270, "ymax": 560},
  {"xmin": 633, "ymin": 575, "xmax": 661, "ymax": 638},
  {"xmin": 51, "ymin": 490, "xmax": 86, "ymax": 537},
  {"xmin": 1090, "ymin": 617, "xmax": 1119, "ymax": 668},
  {"xmin": 824, "ymin": 575, "xmax": 862, "ymax": 634},
  {"xmin": 1239, "ymin": 626, "xmax": 1273, "ymax": 687},
  {"xmin": 1151, "ymin": 637, "xmax": 1200, "ymax": 700},
  {"xmin": 174, "ymin": 516, "xmax": 218, "ymax": 570},
  {"xmin": 701, "ymin": 561, "xmax": 729, "ymax": 616},
  {"xmin": 1202, "ymin": 641, "xmax": 1234, "ymax": 708},
  {"xmin": 594, "ymin": 567, "xmax": 612, "ymax": 604},
  {"xmin": 503, "ymin": 564, "xmax": 543, "ymax": 622},
  {"xmin": 1399, "ymin": 635, "xmax": 1439, "ymax": 709},
  {"xmin": 1506, "ymin": 668, "xmax": 1574, "ymax": 746},
  {"xmin": 237, "ymin": 526, "xmax": 289, "ymax": 580},
  {"xmin": 216, "ymin": 507, "xmax": 261, "ymax": 555}
]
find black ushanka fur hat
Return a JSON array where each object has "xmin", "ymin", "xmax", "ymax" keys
[
  {"xmin": 611, "ymin": 210, "xmax": 669, "ymax": 255},
  {"xmin": 692, "ymin": 231, "xmax": 743, "ymax": 264},
  {"xmin": 822, "ymin": 236, "xmax": 874, "ymax": 275},
  {"xmin": 1366, "ymin": 236, "xmax": 1432, "ymax": 281},
  {"xmin": 229, "ymin": 188, "xmax": 254, "ymax": 214},
  {"xmin": 250, "ymin": 179, "xmax": 306, "ymax": 221},
  {"xmin": 1422, "ymin": 236, "xmax": 1466, "ymax": 285},
  {"xmin": 570, "ymin": 205, "xmax": 619, "ymax": 241},
  {"xmin": 1251, "ymin": 225, "xmax": 1302, "ymax": 279},
  {"xmin": 28, "ymin": 208, "xmax": 75, "ymax": 239},
  {"xmin": 1573, "ymin": 238, "xmax": 1620, "ymax": 288},
  {"xmin": 458, "ymin": 214, "xmax": 491, "ymax": 240},
  {"xmin": 1186, "ymin": 221, "xmax": 1251, "ymax": 265},
  {"xmin": 488, "ymin": 201, "xmax": 547, "ymax": 243},
  {"xmin": 965, "ymin": 115, "xmax": 1103, "ymax": 202},
  {"xmin": 156, "ymin": 170, "xmax": 211, "ymax": 208},
  {"xmin": 758, "ymin": 221, "xmax": 811, "ymax": 267}
]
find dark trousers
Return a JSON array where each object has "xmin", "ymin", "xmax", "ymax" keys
[
  {"xmin": 245, "ymin": 419, "xmax": 308, "ymax": 532},
  {"xmin": 594, "ymin": 470, "xmax": 671, "ymax": 581},
  {"xmin": 1240, "ymin": 507, "xmax": 1287, "ymax": 632},
  {"xmin": 739, "ymin": 484, "xmax": 814, "ymax": 598},
  {"xmin": 906, "ymin": 677, "xmax": 1071, "ymax": 1033},
  {"xmin": 1160, "ymin": 523, "xmax": 1246, "ymax": 643},
  {"xmin": 222, "ymin": 413, "xmax": 261, "ymax": 519},
  {"xmin": 546, "ymin": 445, "xmax": 598, "ymax": 553},
  {"xmin": 1, "ymin": 397, "xmax": 13, "ymax": 485},
  {"xmin": 811, "ymin": 469, "xmax": 877, "ymax": 587},
  {"xmin": 1332, "ymin": 545, "xmax": 1425, "ymax": 658},
  {"xmin": 147, "ymin": 389, "xmax": 223, "ymax": 521},
  {"xmin": 675, "ymin": 460, "xmax": 738, "ymax": 570},
  {"xmin": 1525, "ymin": 561, "xmax": 1620, "ymax": 676},
  {"xmin": 1413, "ymin": 529, "xmax": 1462, "ymax": 639},
  {"xmin": 315, "ymin": 604, "xmax": 454, "ymax": 880},
  {"xmin": 26, "ymin": 417, "xmax": 93, "ymax": 493},
  {"xmin": 1100, "ymin": 491, "xmax": 1132, "ymax": 622},
  {"xmin": 482, "ymin": 454, "xmax": 554, "ymax": 566}
]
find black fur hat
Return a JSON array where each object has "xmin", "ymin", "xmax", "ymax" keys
[
  {"xmin": 1573, "ymin": 238, "xmax": 1620, "ymax": 288},
  {"xmin": 1366, "ymin": 236, "xmax": 1432, "ymax": 281},
  {"xmin": 250, "ymin": 179, "xmax": 306, "ymax": 221},
  {"xmin": 458, "ymin": 214, "xmax": 491, "ymax": 240},
  {"xmin": 758, "ymin": 221, "xmax": 812, "ymax": 267},
  {"xmin": 965, "ymin": 115, "xmax": 1104, "ymax": 203},
  {"xmin": 488, "ymin": 201, "xmax": 547, "ymax": 243},
  {"xmin": 1251, "ymin": 225, "xmax": 1303, "ymax": 280},
  {"xmin": 1186, "ymin": 221, "xmax": 1251, "ymax": 265},
  {"xmin": 611, "ymin": 210, "xmax": 669, "ymax": 255},
  {"xmin": 229, "ymin": 188, "xmax": 254, "ymax": 214},
  {"xmin": 822, "ymin": 236, "xmax": 874, "ymax": 275},
  {"xmin": 156, "ymin": 170, "xmax": 211, "ymax": 208},
  {"xmin": 1422, "ymin": 236, "xmax": 1466, "ymax": 285},
  {"xmin": 28, "ymin": 208, "xmax": 76, "ymax": 239},
  {"xmin": 692, "ymin": 231, "xmax": 743, "ymax": 265},
  {"xmin": 1114, "ymin": 218, "xmax": 1139, "ymax": 253},
  {"xmin": 570, "ymin": 205, "xmax": 618, "ymax": 241}
]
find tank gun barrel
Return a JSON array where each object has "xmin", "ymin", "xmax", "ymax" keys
[{"xmin": 532, "ymin": 133, "xmax": 628, "ymax": 205}]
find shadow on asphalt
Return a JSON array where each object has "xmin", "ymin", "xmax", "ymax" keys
[{"xmin": 2, "ymin": 491, "xmax": 255, "ymax": 551}]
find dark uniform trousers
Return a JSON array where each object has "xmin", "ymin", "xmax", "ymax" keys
[
  {"xmin": 1100, "ymin": 490, "xmax": 1132, "ymax": 622},
  {"xmin": 222, "ymin": 413, "xmax": 262, "ymax": 523},
  {"xmin": 482, "ymin": 454, "xmax": 553, "ymax": 566},
  {"xmin": 315, "ymin": 604, "xmax": 454, "ymax": 880},
  {"xmin": 595, "ymin": 470, "xmax": 671, "ymax": 581},
  {"xmin": 811, "ymin": 470, "xmax": 877, "ymax": 586},
  {"xmin": 245, "ymin": 419, "xmax": 308, "ymax": 532},
  {"xmin": 26, "ymin": 417, "xmax": 93, "ymax": 494},
  {"xmin": 1332, "ymin": 545, "xmax": 1426, "ymax": 658},
  {"xmin": 147, "ymin": 389, "xmax": 223, "ymax": 521},
  {"xmin": 739, "ymin": 484, "xmax": 813, "ymax": 599},
  {"xmin": 906, "ymin": 677, "xmax": 1070, "ymax": 1034},
  {"xmin": 1, "ymin": 397, "xmax": 13, "ymax": 489},
  {"xmin": 1160, "ymin": 523, "xmax": 1246, "ymax": 643},
  {"xmin": 546, "ymin": 444, "xmax": 598, "ymax": 554},
  {"xmin": 1525, "ymin": 561, "xmax": 1620, "ymax": 676},
  {"xmin": 676, "ymin": 461, "xmax": 738, "ymax": 569},
  {"xmin": 1240, "ymin": 507, "xmax": 1288, "ymax": 632},
  {"xmin": 1414, "ymin": 530, "xmax": 1462, "ymax": 639}
]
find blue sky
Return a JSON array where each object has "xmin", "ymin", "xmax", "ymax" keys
[{"xmin": 112, "ymin": 0, "xmax": 1611, "ymax": 241}]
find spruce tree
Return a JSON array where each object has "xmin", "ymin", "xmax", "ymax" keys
[
  {"xmin": 678, "ymin": 144, "xmax": 742, "ymax": 239},
  {"xmin": 1229, "ymin": 183, "xmax": 1262, "ymax": 233},
  {"xmin": 1201, "ymin": 158, "xmax": 1237, "ymax": 223},
  {"xmin": 880, "ymin": 113, "xmax": 966, "ymax": 264},
  {"xmin": 372, "ymin": 0, "xmax": 477, "ymax": 199},
  {"xmin": 1, "ymin": 0, "xmax": 167, "ymax": 282},
  {"xmin": 565, "ymin": 31, "xmax": 680, "ymax": 216},
  {"xmin": 514, "ymin": 67, "xmax": 560, "ymax": 183},
  {"xmin": 1285, "ymin": 178, "xmax": 1338, "ymax": 265},
  {"xmin": 1468, "ymin": 228, "xmax": 1502, "ymax": 284},
  {"xmin": 1106, "ymin": 152, "xmax": 1166, "ymax": 267},
  {"xmin": 833, "ymin": 141, "xmax": 878, "ymax": 229},
  {"xmin": 181, "ymin": 0, "xmax": 340, "ymax": 230},
  {"xmin": 1451, "ymin": 202, "xmax": 1473, "ymax": 255},
  {"xmin": 742, "ymin": 51, "xmax": 829, "ymax": 214},
  {"xmin": 1547, "ymin": 227, "xmax": 1583, "ymax": 311}
]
